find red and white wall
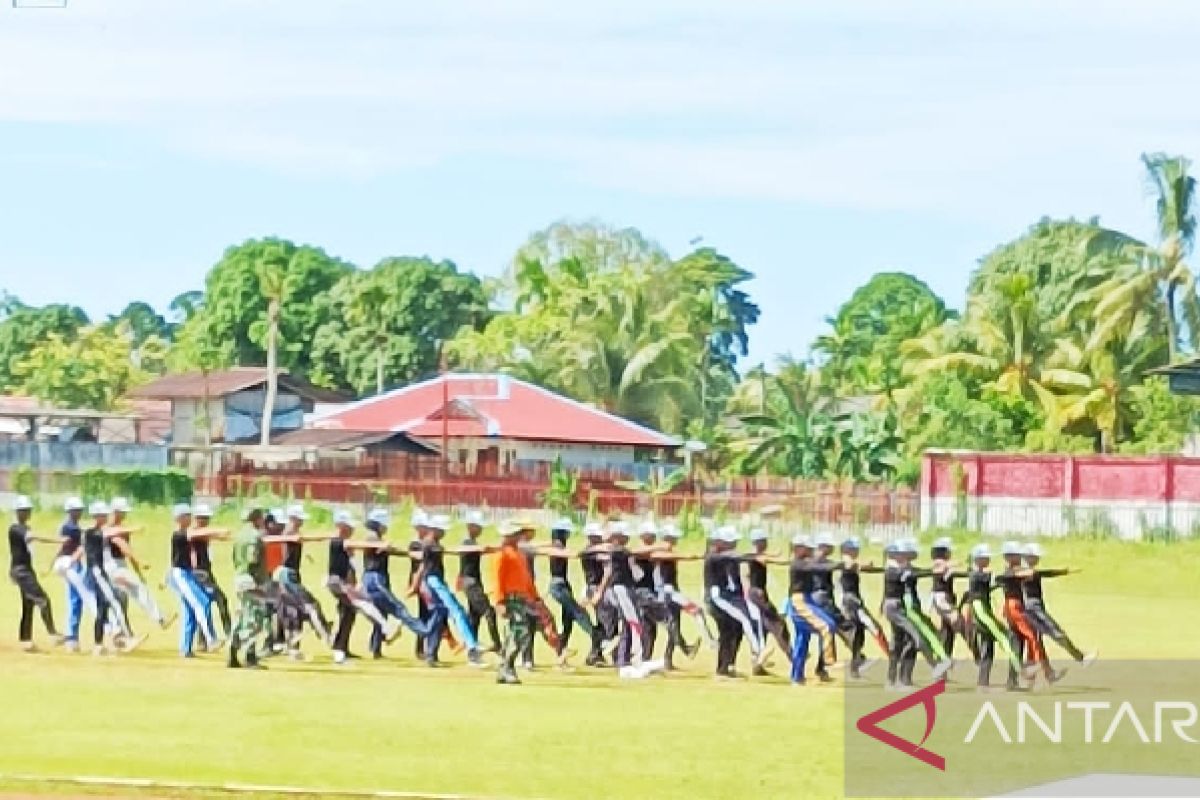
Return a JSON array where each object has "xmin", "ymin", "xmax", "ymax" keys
[{"xmin": 920, "ymin": 450, "xmax": 1200, "ymax": 539}]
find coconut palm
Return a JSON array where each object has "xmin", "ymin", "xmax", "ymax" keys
[
  {"xmin": 1076, "ymin": 153, "xmax": 1198, "ymax": 362},
  {"xmin": 902, "ymin": 273, "xmax": 1061, "ymax": 423},
  {"xmin": 251, "ymin": 250, "xmax": 289, "ymax": 446}
]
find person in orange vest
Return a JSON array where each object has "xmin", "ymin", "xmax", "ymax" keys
[{"xmin": 492, "ymin": 521, "xmax": 541, "ymax": 685}]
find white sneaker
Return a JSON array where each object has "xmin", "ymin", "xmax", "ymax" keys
[
  {"xmin": 618, "ymin": 665, "xmax": 644, "ymax": 680},
  {"xmin": 65, "ymin": 640, "xmax": 79, "ymax": 653},
  {"xmin": 122, "ymin": 634, "xmax": 148, "ymax": 653},
  {"xmin": 1081, "ymin": 650, "xmax": 1098, "ymax": 669},
  {"xmin": 333, "ymin": 650, "xmax": 347, "ymax": 665},
  {"xmin": 92, "ymin": 645, "xmax": 107, "ymax": 657},
  {"xmin": 639, "ymin": 658, "xmax": 666, "ymax": 677},
  {"xmin": 20, "ymin": 641, "xmax": 36, "ymax": 653},
  {"xmin": 932, "ymin": 658, "xmax": 953, "ymax": 681}
]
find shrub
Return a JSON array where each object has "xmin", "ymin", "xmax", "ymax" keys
[{"xmin": 76, "ymin": 468, "xmax": 193, "ymax": 505}]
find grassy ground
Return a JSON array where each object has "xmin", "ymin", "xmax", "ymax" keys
[{"xmin": 1, "ymin": 509, "xmax": 1197, "ymax": 799}]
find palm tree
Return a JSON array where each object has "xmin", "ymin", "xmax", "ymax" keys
[
  {"xmin": 1041, "ymin": 332, "xmax": 1165, "ymax": 452},
  {"xmin": 1077, "ymin": 153, "xmax": 1198, "ymax": 362},
  {"xmin": 903, "ymin": 273, "xmax": 1061, "ymax": 423},
  {"xmin": 255, "ymin": 255, "xmax": 288, "ymax": 446}
]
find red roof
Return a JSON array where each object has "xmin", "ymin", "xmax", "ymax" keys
[{"xmin": 312, "ymin": 374, "xmax": 678, "ymax": 447}]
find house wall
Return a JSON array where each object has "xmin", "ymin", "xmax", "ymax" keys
[
  {"xmin": 171, "ymin": 398, "xmax": 227, "ymax": 445},
  {"xmin": 0, "ymin": 441, "xmax": 167, "ymax": 471},
  {"xmin": 414, "ymin": 436, "xmax": 638, "ymax": 473},
  {"xmin": 171, "ymin": 391, "xmax": 309, "ymax": 445}
]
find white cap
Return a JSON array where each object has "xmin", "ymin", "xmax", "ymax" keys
[
  {"xmin": 583, "ymin": 522, "xmax": 604, "ymax": 538},
  {"xmin": 172, "ymin": 503, "xmax": 192, "ymax": 519},
  {"xmin": 410, "ymin": 509, "xmax": 428, "ymax": 527},
  {"xmin": 749, "ymin": 528, "xmax": 768, "ymax": 542},
  {"xmin": 933, "ymin": 537, "xmax": 953, "ymax": 550},
  {"xmin": 1000, "ymin": 540, "xmax": 1022, "ymax": 556},
  {"xmin": 13, "ymin": 495, "xmax": 33, "ymax": 511},
  {"xmin": 367, "ymin": 508, "xmax": 390, "ymax": 526},
  {"xmin": 717, "ymin": 526, "xmax": 741, "ymax": 543},
  {"xmin": 661, "ymin": 523, "xmax": 682, "ymax": 540},
  {"xmin": 110, "ymin": 497, "xmax": 131, "ymax": 513},
  {"xmin": 63, "ymin": 497, "xmax": 84, "ymax": 512},
  {"xmin": 1023, "ymin": 542, "xmax": 1042, "ymax": 558},
  {"xmin": 499, "ymin": 520, "xmax": 521, "ymax": 537},
  {"xmin": 429, "ymin": 514, "xmax": 450, "ymax": 531},
  {"xmin": 815, "ymin": 531, "xmax": 835, "ymax": 547},
  {"xmin": 791, "ymin": 533, "xmax": 813, "ymax": 548},
  {"xmin": 552, "ymin": 517, "xmax": 575, "ymax": 533},
  {"xmin": 268, "ymin": 507, "xmax": 286, "ymax": 522},
  {"xmin": 192, "ymin": 502, "xmax": 213, "ymax": 518},
  {"xmin": 333, "ymin": 510, "xmax": 357, "ymax": 528},
  {"xmin": 88, "ymin": 500, "xmax": 111, "ymax": 516},
  {"xmin": 971, "ymin": 544, "xmax": 992, "ymax": 559},
  {"xmin": 638, "ymin": 520, "xmax": 657, "ymax": 536},
  {"xmin": 465, "ymin": 510, "xmax": 485, "ymax": 526},
  {"xmin": 287, "ymin": 504, "xmax": 308, "ymax": 521},
  {"xmin": 899, "ymin": 538, "xmax": 919, "ymax": 555}
]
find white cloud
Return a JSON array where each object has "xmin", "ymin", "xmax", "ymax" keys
[{"xmin": 1, "ymin": 0, "xmax": 1198, "ymax": 226}]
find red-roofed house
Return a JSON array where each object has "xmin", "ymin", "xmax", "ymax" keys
[{"xmin": 312, "ymin": 373, "xmax": 679, "ymax": 476}]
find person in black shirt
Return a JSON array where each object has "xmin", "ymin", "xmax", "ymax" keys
[
  {"xmin": 51, "ymin": 497, "xmax": 94, "ymax": 651},
  {"xmin": 541, "ymin": 518, "xmax": 598, "ymax": 663},
  {"xmin": 458, "ymin": 511, "xmax": 501, "ymax": 654},
  {"xmin": 358, "ymin": 510, "xmax": 436, "ymax": 659},
  {"xmin": 591, "ymin": 521, "xmax": 663, "ymax": 677},
  {"xmin": 705, "ymin": 527, "xmax": 757, "ymax": 678},
  {"xmin": 104, "ymin": 497, "xmax": 170, "ymax": 633},
  {"xmin": 325, "ymin": 510, "xmax": 400, "ymax": 664},
  {"xmin": 838, "ymin": 537, "xmax": 887, "ymax": 679},
  {"xmin": 166, "ymin": 503, "xmax": 220, "ymax": 657},
  {"xmin": 998, "ymin": 541, "xmax": 1061, "ymax": 689},
  {"xmin": 414, "ymin": 515, "xmax": 485, "ymax": 667},
  {"xmin": 963, "ymin": 544, "xmax": 1020, "ymax": 689},
  {"xmin": 1021, "ymin": 543, "xmax": 1094, "ymax": 668},
  {"xmin": 8, "ymin": 495, "xmax": 60, "ymax": 650},
  {"xmin": 884, "ymin": 540, "xmax": 950, "ymax": 689},
  {"xmin": 743, "ymin": 529, "xmax": 790, "ymax": 673},
  {"xmin": 651, "ymin": 524, "xmax": 712, "ymax": 668},
  {"xmin": 928, "ymin": 537, "xmax": 969, "ymax": 662},
  {"xmin": 190, "ymin": 504, "xmax": 231, "ymax": 638},
  {"xmin": 784, "ymin": 536, "xmax": 842, "ymax": 683},
  {"xmin": 272, "ymin": 505, "xmax": 335, "ymax": 658},
  {"xmin": 630, "ymin": 521, "xmax": 674, "ymax": 663},
  {"xmin": 580, "ymin": 522, "xmax": 617, "ymax": 666},
  {"xmin": 82, "ymin": 501, "xmax": 138, "ymax": 654}
]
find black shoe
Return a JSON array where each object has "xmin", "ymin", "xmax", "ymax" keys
[
  {"xmin": 346, "ymin": 652, "xmax": 362, "ymax": 660},
  {"xmin": 752, "ymin": 665, "xmax": 770, "ymax": 677},
  {"xmin": 817, "ymin": 671, "xmax": 835, "ymax": 684}
]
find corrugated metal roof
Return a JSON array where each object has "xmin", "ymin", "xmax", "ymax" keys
[
  {"xmin": 127, "ymin": 368, "xmax": 347, "ymax": 403},
  {"xmin": 271, "ymin": 428, "xmax": 437, "ymax": 454},
  {"xmin": 312, "ymin": 373, "xmax": 678, "ymax": 447}
]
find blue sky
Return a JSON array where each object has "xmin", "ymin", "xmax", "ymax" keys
[{"xmin": 1, "ymin": 0, "xmax": 1198, "ymax": 368}]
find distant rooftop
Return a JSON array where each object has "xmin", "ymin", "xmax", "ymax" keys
[{"xmin": 128, "ymin": 367, "xmax": 347, "ymax": 404}]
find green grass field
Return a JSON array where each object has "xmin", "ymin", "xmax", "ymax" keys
[{"xmin": 1, "ymin": 509, "xmax": 1197, "ymax": 799}]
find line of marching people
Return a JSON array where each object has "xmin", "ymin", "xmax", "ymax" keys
[{"xmin": 7, "ymin": 494, "xmax": 1095, "ymax": 689}]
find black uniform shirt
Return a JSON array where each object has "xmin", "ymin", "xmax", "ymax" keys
[
  {"xmin": 422, "ymin": 540, "xmax": 446, "ymax": 580},
  {"xmin": 458, "ymin": 538, "xmax": 482, "ymax": 581},
  {"xmin": 58, "ymin": 520, "xmax": 82, "ymax": 557},
  {"xmin": 170, "ymin": 530, "xmax": 192, "ymax": 571},
  {"xmin": 328, "ymin": 538, "xmax": 352, "ymax": 580},
  {"xmin": 609, "ymin": 546, "xmax": 634, "ymax": 587},
  {"xmin": 8, "ymin": 523, "xmax": 31, "ymax": 570},
  {"xmin": 83, "ymin": 526, "xmax": 107, "ymax": 570}
]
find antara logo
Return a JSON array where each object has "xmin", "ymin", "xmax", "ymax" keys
[{"xmin": 856, "ymin": 680, "xmax": 947, "ymax": 771}]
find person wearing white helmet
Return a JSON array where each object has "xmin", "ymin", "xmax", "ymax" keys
[
  {"xmin": 51, "ymin": 496, "xmax": 96, "ymax": 651},
  {"xmin": 629, "ymin": 520, "xmax": 679, "ymax": 668},
  {"xmin": 1019, "ymin": 543, "xmax": 1094, "ymax": 671},
  {"xmin": 997, "ymin": 541, "xmax": 1063, "ymax": 689},
  {"xmin": 412, "ymin": 514, "xmax": 486, "ymax": 667},
  {"xmin": 324, "ymin": 510, "xmax": 401, "ymax": 664},
  {"xmin": 532, "ymin": 517, "xmax": 600, "ymax": 667},
  {"xmin": 882, "ymin": 539, "xmax": 952, "ymax": 689},
  {"xmin": 649, "ymin": 522, "xmax": 714, "ymax": 669},
  {"xmin": 271, "ymin": 505, "xmax": 335, "ymax": 659},
  {"xmin": 589, "ymin": 519, "xmax": 663, "ymax": 678},
  {"xmin": 784, "ymin": 535, "xmax": 843, "ymax": 684},
  {"xmin": 703, "ymin": 526, "xmax": 762, "ymax": 677},
  {"xmin": 165, "ymin": 503, "xmax": 219, "ymax": 658},
  {"xmin": 837, "ymin": 537, "xmax": 888, "ymax": 679},
  {"xmin": 928, "ymin": 538, "xmax": 967, "ymax": 664},
  {"xmin": 185, "ymin": 503, "xmax": 230, "ymax": 640},
  {"xmin": 358, "ymin": 509, "xmax": 437, "ymax": 660},
  {"xmin": 743, "ymin": 528, "xmax": 790, "ymax": 672},
  {"xmin": 8, "ymin": 495, "xmax": 61, "ymax": 650},
  {"xmin": 962, "ymin": 543, "xmax": 1021, "ymax": 688},
  {"xmin": 82, "ymin": 501, "xmax": 139, "ymax": 655},
  {"xmin": 103, "ymin": 498, "xmax": 171, "ymax": 634},
  {"xmin": 896, "ymin": 539, "xmax": 952, "ymax": 687},
  {"xmin": 456, "ymin": 510, "xmax": 502, "ymax": 654},
  {"xmin": 406, "ymin": 510, "xmax": 435, "ymax": 661},
  {"xmin": 580, "ymin": 521, "xmax": 617, "ymax": 666}
]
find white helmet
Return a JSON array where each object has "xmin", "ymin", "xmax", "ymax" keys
[
  {"xmin": 1000, "ymin": 540, "xmax": 1023, "ymax": 556},
  {"xmin": 749, "ymin": 528, "xmax": 769, "ymax": 543},
  {"xmin": 1023, "ymin": 542, "xmax": 1043, "ymax": 558},
  {"xmin": 88, "ymin": 500, "xmax": 111, "ymax": 517},
  {"xmin": 63, "ymin": 497, "xmax": 84, "ymax": 512},
  {"xmin": 465, "ymin": 510, "xmax": 485, "ymax": 527},
  {"xmin": 192, "ymin": 502, "xmax": 213, "ymax": 518},
  {"xmin": 13, "ymin": 495, "xmax": 33, "ymax": 511},
  {"xmin": 110, "ymin": 497, "xmax": 131, "ymax": 514},
  {"xmin": 815, "ymin": 531, "xmax": 836, "ymax": 547}
]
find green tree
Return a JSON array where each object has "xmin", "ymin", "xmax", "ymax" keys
[
  {"xmin": 311, "ymin": 257, "xmax": 490, "ymax": 394},
  {"xmin": 14, "ymin": 324, "xmax": 146, "ymax": 410},
  {"xmin": 108, "ymin": 301, "xmax": 175, "ymax": 346},
  {"xmin": 814, "ymin": 272, "xmax": 950, "ymax": 399},
  {"xmin": 1118, "ymin": 377, "xmax": 1200, "ymax": 454},
  {"xmin": 0, "ymin": 302, "xmax": 89, "ymax": 390},
  {"xmin": 175, "ymin": 238, "xmax": 352, "ymax": 376}
]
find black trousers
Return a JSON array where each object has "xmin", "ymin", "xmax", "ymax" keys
[
  {"xmin": 463, "ymin": 578, "xmax": 502, "ymax": 651},
  {"xmin": 10, "ymin": 566, "xmax": 56, "ymax": 642},
  {"xmin": 333, "ymin": 597, "xmax": 356, "ymax": 653},
  {"xmin": 710, "ymin": 593, "xmax": 744, "ymax": 674},
  {"xmin": 1025, "ymin": 599, "xmax": 1084, "ymax": 661}
]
